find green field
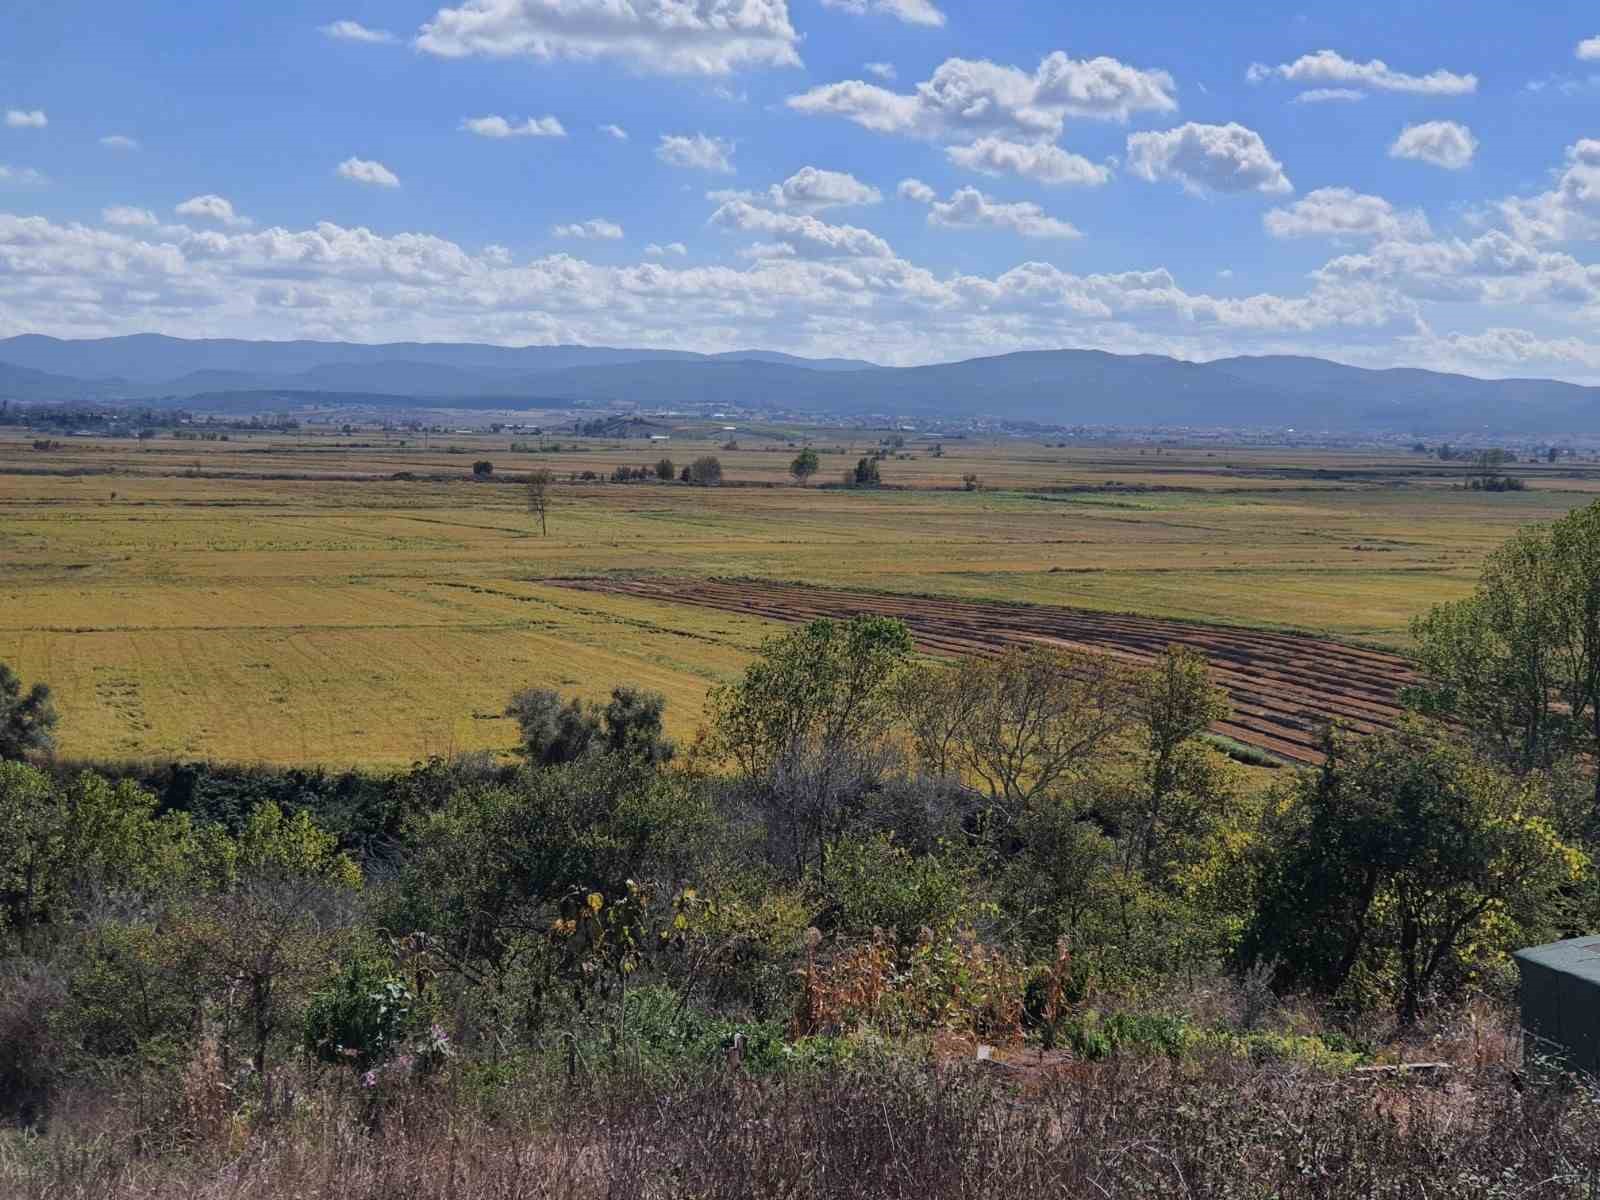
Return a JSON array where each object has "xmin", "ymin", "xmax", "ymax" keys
[{"xmin": 3, "ymin": 429, "xmax": 1595, "ymax": 766}]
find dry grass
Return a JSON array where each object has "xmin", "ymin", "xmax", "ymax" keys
[
  {"xmin": 3, "ymin": 430, "xmax": 1597, "ymax": 765},
  {"xmin": 5, "ymin": 1046, "xmax": 1598, "ymax": 1199}
]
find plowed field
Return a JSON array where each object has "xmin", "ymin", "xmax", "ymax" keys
[{"xmin": 553, "ymin": 577, "xmax": 1420, "ymax": 765}]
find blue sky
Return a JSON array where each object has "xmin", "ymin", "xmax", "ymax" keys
[{"xmin": 3, "ymin": 1, "xmax": 1600, "ymax": 377}]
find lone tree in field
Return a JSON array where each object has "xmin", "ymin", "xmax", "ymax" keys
[
  {"xmin": 526, "ymin": 468, "xmax": 554, "ymax": 536},
  {"xmin": 689, "ymin": 456, "xmax": 723, "ymax": 487},
  {"xmin": 655, "ymin": 458, "xmax": 675, "ymax": 481},
  {"xmin": 790, "ymin": 448, "xmax": 820, "ymax": 486},
  {"xmin": 0, "ymin": 664, "xmax": 57, "ymax": 761}
]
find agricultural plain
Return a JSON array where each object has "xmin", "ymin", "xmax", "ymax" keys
[{"xmin": 2, "ymin": 429, "xmax": 1596, "ymax": 766}]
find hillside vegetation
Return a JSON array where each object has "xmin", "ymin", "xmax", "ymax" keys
[{"xmin": 5, "ymin": 501, "xmax": 1600, "ymax": 1195}]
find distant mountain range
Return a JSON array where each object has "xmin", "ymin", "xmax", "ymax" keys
[{"xmin": 3, "ymin": 333, "xmax": 1599, "ymax": 434}]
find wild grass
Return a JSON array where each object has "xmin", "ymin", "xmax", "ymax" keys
[{"xmin": 5, "ymin": 1031, "xmax": 1596, "ymax": 1199}]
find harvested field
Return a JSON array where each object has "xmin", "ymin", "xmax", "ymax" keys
[{"xmin": 554, "ymin": 577, "xmax": 1419, "ymax": 765}]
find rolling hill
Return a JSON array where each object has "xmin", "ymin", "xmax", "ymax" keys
[{"xmin": 3, "ymin": 335, "xmax": 1599, "ymax": 433}]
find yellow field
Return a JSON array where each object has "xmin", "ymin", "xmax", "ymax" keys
[{"xmin": 3, "ymin": 429, "xmax": 1596, "ymax": 766}]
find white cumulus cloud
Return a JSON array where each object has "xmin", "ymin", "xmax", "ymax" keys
[
  {"xmin": 336, "ymin": 157, "xmax": 401, "ymax": 187},
  {"xmin": 710, "ymin": 199, "xmax": 894, "ymax": 258},
  {"xmin": 553, "ymin": 218, "xmax": 624, "ymax": 239},
  {"xmin": 864, "ymin": 61, "xmax": 897, "ymax": 80},
  {"xmin": 461, "ymin": 114, "xmax": 566, "ymax": 138},
  {"xmin": 1500, "ymin": 139, "xmax": 1600, "ymax": 243},
  {"xmin": 789, "ymin": 51, "xmax": 1177, "ymax": 143},
  {"xmin": 656, "ymin": 133, "xmax": 734, "ymax": 173},
  {"xmin": 645, "ymin": 242, "xmax": 688, "ymax": 256},
  {"xmin": 0, "ymin": 204, "xmax": 1443, "ymax": 367},
  {"xmin": 5, "ymin": 110, "xmax": 47, "ymax": 129},
  {"xmin": 1578, "ymin": 36, "xmax": 1600, "ymax": 61},
  {"xmin": 901, "ymin": 181, "xmax": 1081, "ymax": 239},
  {"xmin": 821, "ymin": 0, "xmax": 945, "ymax": 27},
  {"xmin": 1428, "ymin": 328, "xmax": 1600, "ymax": 371},
  {"xmin": 415, "ymin": 0, "xmax": 802, "ymax": 75},
  {"xmin": 600, "ymin": 123, "xmax": 629, "ymax": 140},
  {"xmin": 1126, "ymin": 123, "xmax": 1292, "ymax": 196},
  {"xmin": 1246, "ymin": 49, "xmax": 1477, "ymax": 96},
  {"xmin": 102, "ymin": 205, "xmax": 157, "ymax": 226},
  {"xmin": 1292, "ymin": 88, "xmax": 1366, "ymax": 104},
  {"xmin": 1389, "ymin": 121, "xmax": 1477, "ymax": 170},
  {"xmin": 320, "ymin": 19, "xmax": 398, "ymax": 43},
  {"xmin": 175, "ymin": 194, "xmax": 251, "ymax": 226},
  {"xmin": 99, "ymin": 134, "xmax": 141, "ymax": 151},
  {"xmin": 712, "ymin": 166, "xmax": 881, "ymax": 212},
  {"xmin": 1264, "ymin": 188, "xmax": 1431, "ymax": 241},
  {"xmin": 946, "ymin": 136, "xmax": 1110, "ymax": 186}
]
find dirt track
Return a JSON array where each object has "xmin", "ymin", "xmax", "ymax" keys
[{"xmin": 551, "ymin": 577, "xmax": 1419, "ymax": 765}]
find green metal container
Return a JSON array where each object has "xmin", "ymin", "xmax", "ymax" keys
[{"xmin": 1514, "ymin": 936, "xmax": 1600, "ymax": 1076}]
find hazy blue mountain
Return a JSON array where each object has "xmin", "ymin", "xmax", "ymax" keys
[
  {"xmin": 0, "ymin": 361, "xmax": 126, "ymax": 402},
  {"xmin": 710, "ymin": 350, "xmax": 875, "ymax": 371},
  {"xmin": 0, "ymin": 334, "xmax": 866, "ymax": 384},
  {"xmin": 5, "ymin": 335, "xmax": 1600, "ymax": 433}
]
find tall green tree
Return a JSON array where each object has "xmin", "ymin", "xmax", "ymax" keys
[
  {"xmin": 1408, "ymin": 499, "xmax": 1600, "ymax": 812},
  {"xmin": 707, "ymin": 617, "xmax": 913, "ymax": 879},
  {"xmin": 1121, "ymin": 646, "xmax": 1237, "ymax": 880},
  {"xmin": 1243, "ymin": 721, "xmax": 1586, "ymax": 1025},
  {"xmin": 789, "ymin": 448, "xmax": 820, "ymax": 486}
]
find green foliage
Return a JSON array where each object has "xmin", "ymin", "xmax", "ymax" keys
[
  {"xmin": 507, "ymin": 685, "xmax": 675, "ymax": 767},
  {"xmin": 505, "ymin": 688, "xmax": 597, "ymax": 765},
  {"xmin": 688, "ymin": 455, "xmax": 722, "ymax": 486},
  {"xmin": 230, "ymin": 801, "xmax": 363, "ymax": 890},
  {"xmin": 611, "ymin": 985, "xmax": 851, "ymax": 1075},
  {"xmin": 55, "ymin": 919, "xmax": 206, "ymax": 1066},
  {"xmin": 707, "ymin": 616, "xmax": 913, "ymax": 780},
  {"xmin": 0, "ymin": 662, "xmax": 57, "ymax": 761},
  {"xmin": 304, "ymin": 949, "xmax": 417, "ymax": 1071},
  {"xmin": 0, "ymin": 764, "xmax": 211, "ymax": 952},
  {"xmin": 599, "ymin": 687, "xmax": 675, "ymax": 764},
  {"xmin": 790, "ymin": 448, "xmax": 820, "ymax": 485},
  {"xmin": 824, "ymin": 834, "xmax": 974, "ymax": 945},
  {"xmin": 896, "ymin": 645, "xmax": 1134, "ymax": 806},
  {"xmin": 1119, "ymin": 646, "xmax": 1242, "ymax": 885},
  {"xmin": 1243, "ymin": 721, "xmax": 1587, "ymax": 1023},
  {"xmin": 1407, "ymin": 498, "xmax": 1600, "ymax": 792},
  {"xmin": 385, "ymin": 755, "xmax": 711, "ymax": 992},
  {"xmin": 706, "ymin": 616, "xmax": 913, "ymax": 880}
]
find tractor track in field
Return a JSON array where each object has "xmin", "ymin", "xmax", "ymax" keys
[{"xmin": 550, "ymin": 577, "xmax": 1419, "ymax": 765}]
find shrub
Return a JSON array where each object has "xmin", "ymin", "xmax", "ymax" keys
[
  {"xmin": 304, "ymin": 949, "xmax": 417, "ymax": 1072},
  {"xmin": 824, "ymin": 834, "xmax": 972, "ymax": 945}
]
